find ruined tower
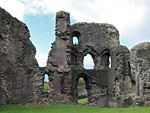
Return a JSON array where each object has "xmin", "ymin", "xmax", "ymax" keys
[
  {"xmin": 46, "ymin": 11, "xmax": 72, "ymax": 97},
  {"xmin": 45, "ymin": 11, "xmax": 131, "ymax": 107}
]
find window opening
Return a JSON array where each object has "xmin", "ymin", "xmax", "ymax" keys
[
  {"xmin": 101, "ymin": 52, "xmax": 111, "ymax": 69},
  {"xmin": 44, "ymin": 74, "xmax": 49, "ymax": 90},
  {"xmin": 83, "ymin": 54, "xmax": 94, "ymax": 69},
  {"xmin": 73, "ymin": 36, "xmax": 79, "ymax": 45},
  {"xmin": 109, "ymin": 56, "xmax": 111, "ymax": 68},
  {"xmin": 72, "ymin": 31, "xmax": 81, "ymax": 45}
]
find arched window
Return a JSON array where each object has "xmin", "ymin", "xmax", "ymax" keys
[
  {"xmin": 101, "ymin": 52, "xmax": 111, "ymax": 69},
  {"xmin": 83, "ymin": 54, "xmax": 94, "ymax": 69},
  {"xmin": 73, "ymin": 36, "xmax": 79, "ymax": 44},
  {"xmin": 43, "ymin": 74, "xmax": 49, "ymax": 90},
  {"xmin": 72, "ymin": 31, "xmax": 81, "ymax": 45}
]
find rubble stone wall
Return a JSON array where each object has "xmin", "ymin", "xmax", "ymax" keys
[
  {"xmin": 130, "ymin": 42, "xmax": 150, "ymax": 105},
  {"xmin": 46, "ymin": 11, "xmax": 71, "ymax": 100},
  {"xmin": 0, "ymin": 7, "xmax": 39, "ymax": 105},
  {"xmin": 70, "ymin": 23, "xmax": 130, "ymax": 107}
]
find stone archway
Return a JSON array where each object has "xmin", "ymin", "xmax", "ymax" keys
[{"xmin": 71, "ymin": 73, "xmax": 92, "ymax": 103}]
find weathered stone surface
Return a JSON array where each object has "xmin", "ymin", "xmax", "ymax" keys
[
  {"xmin": 130, "ymin": 42, "xmax": 150, "ymax": 105},
  {"xmin": 69, "ymin": 22, "xmax": 130, "ymax": 107},
  {"xmin": 1, "ymin": 7, "xmax": 150, "ymax": 107},
  {"xmin": 122, "ymin": 96, "xmax": 133, "ymax": 107},
  {"xmin": 46, "ymin": 11, "xmax": 71, "ymax": 97},
  {"xmin": 0, "ymin": 7, "xmax": 39, "ymax": 105},
  {"xmin": 42, "ymin": 11, "xmax": 131, "ymax": 107}
]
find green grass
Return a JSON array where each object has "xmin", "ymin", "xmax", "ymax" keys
[
  {"xmin": 0, "ymin": 104, "xmax": 150, "ymax": 113},
  {"xmin": 44, "ymin": 82, "xmax": 49, "ymax": 90},
  {"xmin": 78, "ymin": 78, "xmax": 85, "ymax": 86},
  {"xmin": 78, "ymin": 98, "xmax": 88, "ymax": 104}
]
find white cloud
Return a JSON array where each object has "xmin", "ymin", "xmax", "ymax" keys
[
  {"xmin": 89, "ymin": 0, "xmax": 146, "ymax": 31},
  {"xmin": 18, "ymin": 0, "xmax": 147, "ymax": 30},
  {"xmin": 18, "ymin": 0, "xmax": 150, "ymax": 48},
  {"xmin": 1, "ymin": 0, "xmax": 150, "ymax": 43},
  {"xmin": 0, "ymin": 0, "xmax": 25, "ymax": 21},
  {"xmin": 1, "ymin": 0, "xmax": 150, "ymax": 65},
  {"xmin": 35, "ymin": 50, "xmax": 48, "ymax": 67},
  {"xmin": 84, "ymin": 54, "xmax": 94, "ymax": 69}
]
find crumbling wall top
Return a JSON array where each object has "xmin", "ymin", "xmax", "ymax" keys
[{"xmin": 70, "ymin": 22, "xmax": 120, "ymax": 50}]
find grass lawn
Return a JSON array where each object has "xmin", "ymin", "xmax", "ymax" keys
[
  {"xmin": 44, "ymin": 82, "xmax": 49, "ymax": 90},
  {"xmin": 0, "ymin": 104, "xmax": 150, "ymax": 113},
  {"xmin": 78, "ymin": 98, "xmax": 88, "ymax": 104}
]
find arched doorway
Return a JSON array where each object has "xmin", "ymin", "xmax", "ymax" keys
[
  {"xmin": 74, "ymin": 74, "xmax": 91, "ymax": 104},
  {"xmin": 77, "ymin": 77, "xmax": 88, "ymax": 103}
]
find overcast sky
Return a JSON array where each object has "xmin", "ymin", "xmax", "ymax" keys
[{"xmin": 0, "ymin": 0, "xmax": 150, "ymax": 68}]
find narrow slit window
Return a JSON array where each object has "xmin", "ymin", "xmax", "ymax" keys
[
  {"xmin": 44, "ymin": 74, "xmax": 49, "ymax": 90},
  {"xmin": 109, "ymin": 56, "xmax": 111, "ymax": 68}
]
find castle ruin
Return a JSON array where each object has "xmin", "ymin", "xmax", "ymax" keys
[{"xmin": 0, "ymin": 7, "xmax": 150, "ymax": 107}]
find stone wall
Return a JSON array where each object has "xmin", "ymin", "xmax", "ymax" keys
[
  {"xmin": 0, "ymin": 7, "xmax": 39, "ymax": 105},
  {"xmin": 130, "ymin": 42, "xmax": 150, "ymax": 105},
  {"xmin": 70, "ymin": 23, "xmax": 130, "ymax": 107},
  {"xmin": 46, "ymin": 11, "xmax": 72, "ymax": 100}
]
